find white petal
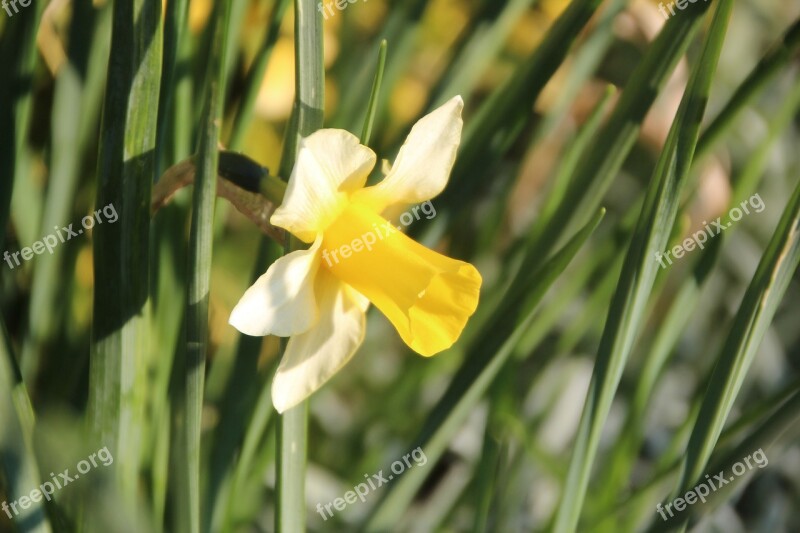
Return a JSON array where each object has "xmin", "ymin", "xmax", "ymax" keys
[
  {"xmin": 229, "ymin": 238, "xmax": 322, "ymax": 337},
  {"xmin": 271, "ymin": 129, "xmax": 376, "ymax": 242},
  {"xmin": 271, "ymin": 272, "xmax": 366, "ymax": 413},
  {"xmin": 354, "ymin": 96, "xmax": 463, "ymax": 213}
]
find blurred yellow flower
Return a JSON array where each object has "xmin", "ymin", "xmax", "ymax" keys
[{"xmin": 229, "ymin": 96, "xmax": 482, "ymax": 412}]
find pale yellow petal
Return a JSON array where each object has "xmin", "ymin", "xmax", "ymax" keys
[
  {"xmin": 354, "ymin": 96, "xmax": 463, "ymax": 213},
  {"xmin": 271, "ymin": 129, "xmax": 376, "ymax": 242},
  {"xmin": 229, "ymin": 238, "xmax": 322, "ymax": 337},
  {"xmin": 271, "ymin": 271, "xmax": 366, "ymax": 413}
]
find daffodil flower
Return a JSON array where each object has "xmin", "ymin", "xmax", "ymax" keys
[{"xmin": 229, "ymin": 96, "xmax": 482, "ymax": 413}]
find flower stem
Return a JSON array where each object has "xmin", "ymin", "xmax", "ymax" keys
[
  {"xmin": 180, "ymin": 1, "xmax": 232, "ymax": 532},
  {"xmin": 275, "ymin": 1, "xmax": 324, "ymax": 531}
]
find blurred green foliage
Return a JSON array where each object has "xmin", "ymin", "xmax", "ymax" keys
[{"xmin": 1, "ymin": 0, "xmax": 800, "ymax": 532}]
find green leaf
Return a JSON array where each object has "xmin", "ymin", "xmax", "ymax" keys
[
  {"xmin": 0, "ymin": 0, "xmax": 45, "ymax": 252},
  {"xmin": 686, "ymin": 383, "xmax": 800, "ymax": 525},
  {"xmin": 361, "ymin": 40, "xmax": 388, "ymax": 147},
  {"xmin": 87, "ymin": 1, "xmax": 163, "ymax": 528},
  {"xmin": 427, "ymin": 0, "xmax": 539, "ymax": 110},
  {"xmin": 695, "ymin": 17, "xmax": 800, "ymax": 158},
  {"xmin": 551, "ymin": 1, "xmax": 732, "ymax": 530},
  {"xmin": 598, "ymin": 75, "xmax": 800, "ymax": 520},
  {"xmin": 155, "ymin": 0, "xmax": 188, "ymax": 172},
  {"xmin": 665, "ymin": 169, "xmax": 800, "ymax": 533},
  {"xmin": 330, "ymin": 0, "xmax": 426, "ymax": 133},
  {"xmin": 22, "ymin": 1, "xmax": 109, "ymax": 387},
  {"xmin": 0, "ymin": 318, "xmax": 51, "ymax": 533},
  {"xmin": 178, "ymin": 1, "xmax": 233, "ymax": 531},
  {"xmin": 449, "ymin": 0, "xmax": 603, "ymax": 201},
  {"xmin": 525, "ymin": 0, "xmax": 712, "ymax": 261}
]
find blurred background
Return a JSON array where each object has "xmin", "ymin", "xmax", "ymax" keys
[{"xmin": 1, "ymin": 0, "xmax": 800, "ymax": 531}]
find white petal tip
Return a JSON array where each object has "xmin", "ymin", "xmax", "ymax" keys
[
  {"xmin": 441, "ymin": 95, "xmax": 464, "ymax": 114},
  {"xmin": 228, "ymin": 308, "xmax": 258, "ymax": 337},
  {"xmin": 271, "ymin": 384, "xmax": 302, "ymax": 414}
]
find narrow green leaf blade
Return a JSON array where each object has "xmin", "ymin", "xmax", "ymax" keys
[
  {"xmin": 87, "ymin": 1, "xmax": 163, "ymax": 526},
  {"xmin": 552, "ymin": 2, "xmax": 733, "ymax": 530},
  {"xmin": 667, "ymin": 178, "xmax": 800, "ymax": 531}
]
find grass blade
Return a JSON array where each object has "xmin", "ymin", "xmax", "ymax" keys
[
  {"xmin": 21, "ymin": 0, "xmax": 105, "ymax": 386},
  {"xmin": 696, "ymin": 17, "xmax": 800, "ymax": 158},
  {"xmin": 155, "ymin": 0, "xmax": 188, "ymax": 172},
  {"xmin": 450, "ymin": 0, "xmax": 603, "ymax": 200},
  {"xmin": 551, "ymin": 2, "xmax": 732, "ymax": 530},
  {"xmin": 0, "ymin": 0, "xmax": 45, "ymax": 252},
  {"xmin": 87, "ymin": 0, "xmax": 162, "ymax": 526},
  {"xmin": 525, "ymin": 0, "xmax": 712, "ymax": 260},
  {"xmin": 0, "ymin": 318, "xmax": 51, "ymax": 533},
  {"xmin": 530, "ymin": 0, "xmax": 627, "ymax": 143},
  {"xmin": 685, "ymin": 384, "xmax": 800, "ymax": 525},
  {"xmin": 599, "ymin": 74, "xmax": 800, "ymax": 518},
  {"xmin": 178, "ymin": 1, "xmax": 233, "ymax": 532},
  {"xmin": 360, "ymin": 40, "xmax": 387, "ymax": 147},
  {"xmin": 427, "ymin": 0, "xmax": 538, "ymax": 110},
  {"xmin": 664, "ymin": 175, "xmax": 800, "ymax": 532},
  {"xmin": 330, "ymin": 0, "xmax": 426, "ymax": 133}
]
